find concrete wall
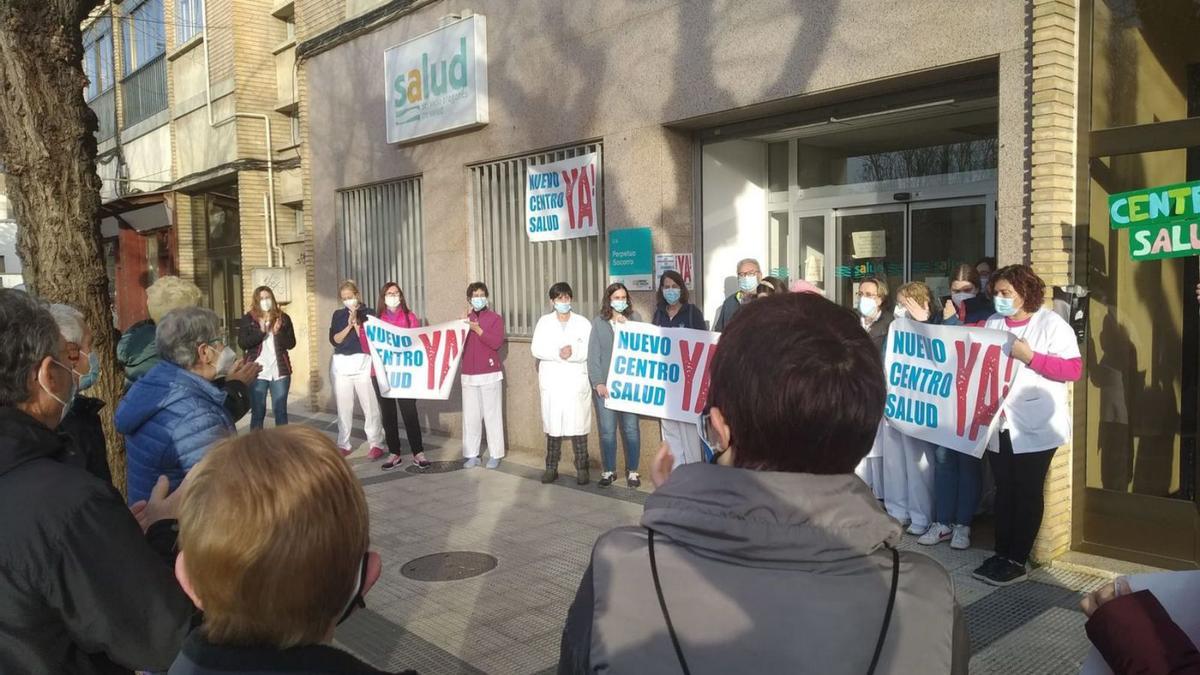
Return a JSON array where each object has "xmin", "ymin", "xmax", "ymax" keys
[
  {"xmin": 122, "ymin": 125, "xmax": 173, "ymax": 192},
  {"xmin": 700, "ymin": 139, "xmax": 767, "ymax": 324},
  {"xmin": 302, "ymin": 0, "xmax": 1027, "ymax": 458}
]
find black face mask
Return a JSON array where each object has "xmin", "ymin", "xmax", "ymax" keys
[{"xmin": 336, "ymin": 554, "xmax": 370, "ymax": 626}]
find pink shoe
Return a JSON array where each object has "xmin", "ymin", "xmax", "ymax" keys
[
  {"xmin": 367, "ymin": 446, "xmax": 387, "ymax": 460},
  {"xmin": 338, "ymin": 446, "xmax": 353, "ymax": 458}
]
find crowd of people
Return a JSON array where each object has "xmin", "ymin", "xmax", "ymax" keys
[{"xmin": 0, "ymin": 249, "xmax": 1179, "ymax": 674}]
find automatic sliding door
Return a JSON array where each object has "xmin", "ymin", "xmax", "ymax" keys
[
  {"xmin": 909, "ymin": 199, "xmax": 989, "ymax": 303},
  {"xmin": 835, "ymin": 205, "xmax": 905, "ymax": 308}
]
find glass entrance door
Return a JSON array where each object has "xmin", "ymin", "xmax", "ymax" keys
[
  {"xmin": 909, "ymin": 199, "xmax": 991, "ymax": 304},
  {"xmin": 834, "ymin": 205, "xmax": 905, "ymax": 305}
]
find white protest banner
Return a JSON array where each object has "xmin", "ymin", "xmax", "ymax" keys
[
  {"xmin": 525, "ymin": 152, "xmax": 599, "ymax": 242},
  {"xmin": 364, "ymin": 318, "xmax": 470, "ymax": 400},
  {"xmin": 603, "ymin": 322, "xmax": 719, "ymax": 423},
  {"xmin": 654, "ymin": 253, "xmax": 694, "ymax": 289},
  {"xmin": 884, "ymin": 318, "xmax": 1021, "ymax": 457}
]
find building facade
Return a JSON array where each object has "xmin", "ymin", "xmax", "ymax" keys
[
  {"xmin": 83, "ymin": 0, "xmax": 312, "ymax": 391},
  {"xmin": 276, "ymin": 0, "xmax": 1193, "ymax": 570}
]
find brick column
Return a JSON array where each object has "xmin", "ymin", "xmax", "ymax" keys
[{"xmin": 1028, "ymin": 0, "xmax": 1079, "ymax": 562}]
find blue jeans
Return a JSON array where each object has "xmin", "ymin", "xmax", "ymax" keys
[
  {"xmin": 593, "ymin": 393, "xmax": 640, "ymax": 474},
  {"xmin": 933, "ymin": 446, "xmax": 982, "ymax": 526},
  {"xmin": 250, "ymin": 376, "xmax": 290, "ymax": 429}
]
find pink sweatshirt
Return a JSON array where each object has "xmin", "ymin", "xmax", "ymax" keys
[{"xmin": 1005, "ymin": 316, "xmax": 1081, "ymax": 382}]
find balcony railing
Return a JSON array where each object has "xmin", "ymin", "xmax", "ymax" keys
[
  {"xmin": 88, "ymin": 87, "xmax": 116, "ymax": 141},
  {"xmin": 121, "ymin": 54, "xmax": 167, "ymax": 129}
]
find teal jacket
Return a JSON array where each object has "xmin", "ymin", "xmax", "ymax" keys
[{"xmin": 117, "ymin": 320, "xmax": 159, "ymax": 387}]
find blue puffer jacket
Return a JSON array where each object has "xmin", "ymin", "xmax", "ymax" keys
[{"xmin": 115, "ymin": 360, "xmax": 234, "ymax": 504}]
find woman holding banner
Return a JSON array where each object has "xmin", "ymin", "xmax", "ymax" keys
[
  {"xmin": 532, "ymin": 282, "xmax": 593, "ymax": 485},
  {"xmin": 328, "ymin": 280, "xmax": 385, "ymax": 457},
  {"xmin": 588, "ymin": 283, "xmax": 643, "ymax": 488},
  {"xmin": 373, "ymin": 282, "xmax": 431, "ymax": 471},
  {"xmin": 972, "ymin": 264, "xmax": 1081, "ymax": 587},
  {"xmin": 879, "ymin": 281, "xmax": 937, "ymax": 536},
  {"xmin": 652, "ymin": 270, "xmax": 706, "ymax": 466},
  {"xmin": 916, "ymin": 263, "xmax": 993, "ymax": 550}
]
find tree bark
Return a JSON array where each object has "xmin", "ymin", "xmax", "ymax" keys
[{"xmin": 0, "ymin": 0, "xmax": 126, "ymax": 495}]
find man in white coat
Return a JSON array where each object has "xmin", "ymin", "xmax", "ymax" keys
[{"xmin": 531, "ymin": 282, "xmax": 594, "ymax": 485}]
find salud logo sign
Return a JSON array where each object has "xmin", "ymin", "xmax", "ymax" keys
[
  {"xmin": 384, "ymin": 15, "xmax": 489, "ymax": 144},
  {"xmin": 1109, "ymin": 180, "xmax": 1200, "ymax": 261}
]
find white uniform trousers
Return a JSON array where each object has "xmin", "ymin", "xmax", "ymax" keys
[
  {"xmin": 462, "ymin": 377, "xmax": 505, "ymax": 459},
  {"xmin": 661, "ymin": 419, "xmax": 703, "ymax": 468},
  {"xmin": 881, "ymin": 425, "xmax": 936, "ymax": 529},
  {"xmin": 333, "ymin": 368, "xmax": 384, "ymax": 450}
]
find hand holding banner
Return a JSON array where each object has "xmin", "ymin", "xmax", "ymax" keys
[
  {"xmin": 603, "ymin": 322, "xmax": 719, "ymax": 423},
  {"xmin": 884, "ymin": 318, "xmax": 1021, "ymax": 457},
  {"xmin": 365, "ymin": 317, "xmax": 470, "ymax": 400}
]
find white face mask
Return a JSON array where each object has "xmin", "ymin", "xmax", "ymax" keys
[
  {"xmin": 384, "ymin": 295, "xmax": 402, "ymax": 309},
  {"xmin": 951, "ymin": 292, "xmax": 976, "ymax": 307},
  {"xmin": 343, "ymin": 298, "xmax": 358, "ymax": 310},
  {"xmin": 39, "ymin": 359, "xmax": 78, "ymax": 425},
  {"xmin": 207, "ymin": 343, "xmax": 237, "ymax": 379},
  {"xmin": 893, "ymin": 306, "xmax": 908, "ymax": 319},
  {"xmin": 259, "ymin": 298, "xmax": 273, "ymax": 312},
  {"xmin": 858, "ymin": 296, "xmax": 879, "ymax": 318}
]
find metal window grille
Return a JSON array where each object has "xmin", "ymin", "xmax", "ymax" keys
[
  {"xmin": 121, "ymin": 54, "xmax": 167, "ymax": 128},
  {"xmin": 469, "ymin": 142, "xmax": 605, "ymax": 337},
  {"xmin": 337, "ymin": 177, "xmax": 425, "ymax": 316}
]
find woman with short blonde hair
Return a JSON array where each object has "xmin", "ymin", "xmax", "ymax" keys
[
  {"xmin": 328, "ymin": 280, "xmax": 385, "ymax": 456},
  {"xmin": 171, "ymin": 426, "xmax": 402, "ymax": 672}
]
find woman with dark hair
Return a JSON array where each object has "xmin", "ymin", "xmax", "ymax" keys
[
  {"xmin": 587, "ymin": 283, "xmax": 643, "ymax": 488},
  {"xmin": 762, "ymin": 275, "xmax": 788, "ymax": 294},
  {"xmin": 372, "ymin": 282, "xmax": 430, "ymax": 470},
  {"xmin": 917, "ymin": 263, "xmax": 994, "ymax": 550},
  {"xmin": 531, "ymin": 282, "xmax": 593, "ymax": 484},
  {"xmin": 653, "ymin": 270, "xmax": 707, "ymax": 467},
  {"xmin": 560, "ymin": 294, "xmax": 968, "ymax": 673},
  {"xmin": 754, "ymin": 283, "xmax": 776, "ymax": 299},
  {"xmin": 238, "ymin": 286, "xmax": 296, "ymax": 429},
  {"xmin": 461, "ymin": 282, "xmax": 506, "ymax": 469},
  {"xmin": 972, "ymin": 264, "xmax": 1081, "ymax": 586}
]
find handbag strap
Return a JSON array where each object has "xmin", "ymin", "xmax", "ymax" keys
[
  {"xmin": 648, "ymin": 529, "xmax": 901, "ymax": 675},
  {"xmin": 648, "ymin": 529, "xmax": 692, "ymax": 675},
  {"xmin": 866, "ymin": 545, "xmax": 901, "ymax": 675}
]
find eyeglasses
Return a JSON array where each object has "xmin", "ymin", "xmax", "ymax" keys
[{"xmin": 337, "ymin": 553, "xmax": 370, "ymax": 626}]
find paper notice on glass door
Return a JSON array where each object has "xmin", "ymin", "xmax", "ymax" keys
[
  {"xmin": 852, "ymin": 230, "xmax": 886, "ymax": 259},
  {"xmin": 804, "ymin": 247, "xmax": 824, "ymax": 283}
]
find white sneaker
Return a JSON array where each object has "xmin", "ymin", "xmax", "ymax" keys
[
  {"xmin": 950, "ymin": 525, "xmax": 971, "ymax": 550},
  {"xmin": 917, "ymin": 523, "xmax": 952, "ymax": 546},
  {"xmin": 906, "ymin": 522, "xmax": 930, "ymax": 536}
]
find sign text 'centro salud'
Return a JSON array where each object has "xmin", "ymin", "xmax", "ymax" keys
[
  {"xmin": 384, "ymin": 15, "xmax": 489, "ymax": 144},
  {"xmin": 1109, "ymin": 180, "xmax": 1200, "ymax": 261}
]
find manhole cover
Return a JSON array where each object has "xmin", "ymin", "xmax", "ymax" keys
[
  {"xmin": 405, "ymin": 460, "xmax": 464, "ymax": 474},
  {"xmin": 401, "ymin": 551, "xmax": 498, "ymax": 581}
]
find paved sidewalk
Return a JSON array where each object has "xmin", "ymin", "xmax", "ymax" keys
[{"xmin": 276, "ymin": 409, "xmax": 1109, "ymax": 674}]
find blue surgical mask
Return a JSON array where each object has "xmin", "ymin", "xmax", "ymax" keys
[
  {"xmin": 858, "ymin": 296, "xmax": 879, "ymax": 318},
  {"xmin": 471, "ymin": 297, "xmax": 488, "ymax": 311},
  {"xmin": 663, "ymin": 288, "xmax": 682, "ymax": 305},
  {"xmin": 994, "ymin": 296, "xmax": 1018, "ymax": 317},
  {"xmin": 610, "ymin": 300, "xmax": 629, "ymax": 313},
  {"xmin": 554, "ymin": 302, "xmax": 572, "ymax": 314},
  {"xmin": 738, "ymin": 274, "xmax": 758, "ymax": 292},
  {"xmin": 78, "ymin": 351, "xmax": 99, "ymax": 391}
]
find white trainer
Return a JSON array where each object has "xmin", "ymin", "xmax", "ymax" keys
[
  {"xmin": 917, "ymin": 523, "xmax": 952, "ymax": 546},
  {"xmin": 950, "ymin": 525, "xmax": 972, "ymax": 550}
]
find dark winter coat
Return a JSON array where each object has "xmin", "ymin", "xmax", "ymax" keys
[
  {"xmin": 116, "ymin": 360, "xmax": 235, "ymax": 504},
  {"xmin": 711, "ymin": 292, "xmax": 746, "ymax": 332},
  {"xmin": 117, "ymin": 319, "xmax": 158, "ymax": 387},
  {"xmin": 651, "ymin": 302, "xmax": 706, "ymax": 330},
  {"xmin": 60, "ymin": 395, "xmax": 113, "ymax": 485},
  {"xmin": 168, "ymin": 631, "xmax": 417, "ymax": 675},
  {"xmin": 0, "ymin": 407, "xmax": 193, "ymax": 675},
  {"xmin": 559, "ymin": 463, "xmax": 969, "ymax": 674},
  {"xmin": 238, "ymin": 311, "xmax": 297, "ymax": 377}
]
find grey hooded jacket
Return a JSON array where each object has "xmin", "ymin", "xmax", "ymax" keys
[
  {"xmin": 587, "ymin": 311, "xmax": 643, "ymax": 387},
  {"xmin": 558, "ymin": 463, "xmax": 968, "ymax": 674}
]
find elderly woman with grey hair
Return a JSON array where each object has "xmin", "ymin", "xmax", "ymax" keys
[{"xmin": 116, "ymin": 306, "xmax": 237, "ymax": 504}]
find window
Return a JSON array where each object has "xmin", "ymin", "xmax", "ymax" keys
[
  {"xmin": 337, "ymin": 178, "xmax": 425, "ymax": 316},
  {"xmin": 469, "ymin": 143, "xmax": 606, "ymax": 337},
  {"xmin": 121, "ymin": 0, "xmax": 165, "ymax": 76},
  {"xmin": 176, "ymin": 0, "xmax": 204, "ymax": 45},
  {"xmin": 82, "ymin": 17, "xmax": 114, "ymax": 101},
  {"xmin": 293, "ymin": 206, "xmax": 304, "ymax": 236}
]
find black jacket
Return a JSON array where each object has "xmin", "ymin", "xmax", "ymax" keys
[
  {"xmin": 0, "ymin": 407, "xmax": 194, "ymax": 675},
  {"xmin": 168, "ymin": 630, "xmax": 416, "ymax": 675},
  {"xmin": 60, "ymin": 395, "xmax": 114, "ymax": 485},
  {"xmin": 239, "ymin": 311, "xmax": 297, "ymax": 377}
]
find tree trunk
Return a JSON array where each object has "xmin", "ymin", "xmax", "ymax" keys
[{"xmin": 0, "ymin": 0, "xmax": 126, "ymax": 495}]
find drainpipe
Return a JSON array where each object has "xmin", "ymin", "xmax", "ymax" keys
[{"xmin": 200, "ymin": 1, "xmax": 279, "ymax": 267}]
